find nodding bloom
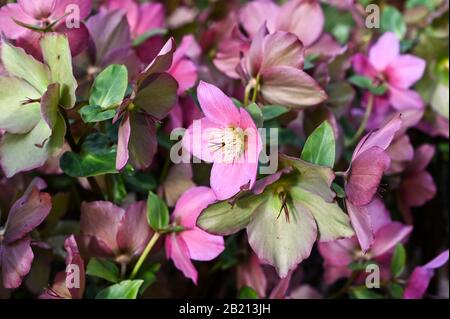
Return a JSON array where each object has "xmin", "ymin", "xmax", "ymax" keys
[
  {"xmin": 0, "ymin": 183, "xmax": 51, "ymax": 289},
  {"xmin": 39, "ymin": 235, "xmax": 85, "ymax": 299},
  {"xmin": 182, "ymin": 81, "xmax": 262, "ymax": 200},
  {"xmin": 345, "ymin": 115, "xmax": 402, "ymax": 252},
  {"xmin": 0, "ymin": 0, "xmax": 92, "ymax": 58},
  {"xmin": 404, "ymin": 250, "xmax": 449, "ymax": 299},
  {"xmin": 79, "ymin": 201, "xmax": 153, "ymax": 265},
  {"xmin": 165, "ymin": 187, "xmax": 224, "ymax": 284},
  {"xmin": 319, "ymin": 198, "xmax": 412, "ymax": 284},
  {"xmin": 352, "ymin": 32, "xmax": 426, "ymax": 127}
]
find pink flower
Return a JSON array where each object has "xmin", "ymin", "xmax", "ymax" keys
[
  {"xmin": 404, "ymin": 250, "xmax": 449, "ymax": 299},
  {"xmin": 345, "ymin": 115, "xmax": 402, "ymax": 252},
  {"xmin": 0, "ymin": 0, "xmax": 92, "ymax": 58},
  {"xmin": 182, "ymin": 81, "xmax": 262, "ymax": 200},
  {"xmin": 79, "ymin": 201, "xmax": 153, "ymax": 265},
  {"xmin": 39, "ymin": 235, "xmax": 85, "ymax": 299},
  {"xmin": 165, "ymin": 187, "xmax": 224, "ymax": 284},
  {"xmin": 352, "ymin": 32, "xmax": 426, "ymax": 119},
  {"xmin": 319, "ymin": 198, "xmax": 413, "ymax": 284},
  {"xmin": 0, "ymin": 183, "xmax": 51, "ymax": 289}
]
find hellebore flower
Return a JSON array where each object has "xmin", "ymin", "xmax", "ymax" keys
[
  {"xmin": 115, "ymin": 38, "xmax": 178, "ymax": 170},
  {"xmin": 352, "ymin": 32, "xmax": 426, "ymax": 118},
  {"xmin": 0, "ymin": 34, "xmax": 77, "ymax": 177},
  {"xmin": 398, "ymin": 144, "xmax": 437, "ymax": 219},
  {"xmin": 318, "ymin": 198, "xmax": 412, "ymax": 284},
  {"xmin": 165, "ymin": 187, "xmax": 225, "ymax": 284},
  {"xmin": 344, "ymin": 115, "xmax": 402, "ymax": 252},
  {"xmin": 198, "ymin": 155, "xmax": 354, "ymax": 278},
  {"xmin": 237, "ymin": 26, "xmax": 327, "ymax": 108},
  {"xmin": 0, "ymin": 184, "xmax": 51, "ymax": 289},
  {"xmin": 103, "ymin": 0, "xmax": 166, "ymax": 64},
  {"xmin": 0, "ymin": 0, "xmax": 92, "ymax": 58},
  {"xmin": 404, "ymin": 250, "xmax": 449, "ymax": 299},
  {"xmin": 39, "ymin": 235, "xmax": 85, "ymax": 299},
  {"xmin": 182, "ymin": 81, "xmax": 262, "ymax": 200},
  {"xmin": 79, "ymin": 201, "xmax": 153, "ymax": 265}
]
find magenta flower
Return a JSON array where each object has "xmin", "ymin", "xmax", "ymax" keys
[
  {"xmin": 0, "ymin": 185, "xmax": 51, "ymax": 289},
  {"xmin": 345, "ymin": 115, "xmax": 402, "ymax": 252},
  {"xmin": 79, "ymin": 201, "xmax": 153, "ymax": 265},
  {"xmin": 319, "ymin": 198, "xmax": 412, "ymax": 284},
  {"xmin": 352, "ymin": 32, "xmax": 426, "ymax": 118},
  {"xmin": 165, "ymin": 187, "xmax": 224, "ymax": 284},
  {"xmin": 182, "ymin": 81, "xmax": 262, "ymax": 200},
  {"xmin": 39, "ymin": 235, "xmax": 85, "ymax": 299},
  {"xmin": 0, "ymin": 0, "xmax": 92, "ymax": 58},
  {"xmin": 404, "ymin": 250, "xmax": 449, "ymax": 299}
]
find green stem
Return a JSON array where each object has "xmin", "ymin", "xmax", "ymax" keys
[
  {"xmin": 130, "ymin": 232, "xmax": 161, "ymax": 279},
  {"xmin": 251, "ymin": 74, "xmax": 260, "ymax": 104},
  {"xmin": 346, "ymin": 94, "xmax": 374, "ymax": 147},
  {"xmin": 243, "ymin": 83, "xmax": 252, "ymax": 107}
]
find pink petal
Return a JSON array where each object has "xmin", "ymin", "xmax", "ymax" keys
[
  {"xmin": 116, "ymin": 113, "xmax": 131, "ymax": 170},
  {"xmin": 165, "ymin": 234, "xmax": 198, "ymax": 284},
  {"xmin": 0, "ymin": 237, "xmax": 33, "ymax": 289},
  {"xmin": 138, "ymin": 38, "xmax": 176, "ymax": 81},
  {"xmin": 386, "ymin": 55, "xmax": 426, "ymax": 89},
  {"xmin": 367, "ymin": 197, "xmax": 392, "ymax": 233},
  {"xmin": 53, "ymin": 0, "xmax": 92, "ymax": 20},
  {"xmin": 18, "ymin": 0, "xmax": 55, "ymax": 18},
  {"xmin": 346, "ymin": 200, "xmax": 374, "ymax": 253},
  {"xmin": 389, "ymin": 86, "xmax": 424, "ymax": 110},
  {"xmin": 240, "ymin": 108, "xmax": 263, "ymax": 166},
  {"xmin": 172, "ymin": 186, "xmax": 217, "ymax": 228},
  {"xmin": 0, "ymin": 3, "xmax": 35, "ymax": 39},
  {"xmin": 269, "ymin": 272, "xmax": 292, "ymax": 299},
  {"xmin": 260, "ymin": 31, "xmax": 305, "ymax": 72},
  {"xmin": 237, "ymin": 253, "xmax": 267, "ymax": 298},
  {"xmin": 406, "ymin": 144, "xmax": 435, "ymax": 173},
  {"xmin": 400, "ymin": 171, "xmax": 437, "ymax": 207},
  {"xmin": 182, "ymin": 117, "xmax": 220, "ymax": 163},
  {"xmin": 370, "ymin": 222, "xmax": 413, "ymax": 258},
  {"xmin": 424, "ymin": 250, "xmax": 449, "ymax": 269},
  {"xmin": 196, "ymin": 81, "xmax": 240, "ymax": 126},
  {"xmin": 386, "ymin": 135, "xmax": 414, "ymax": 164},
  {"xmin": 238, "ymin": 0, "xmax": 279, "ymax": 37},
  {"xmin": 134, "ymin": 2, "xmax": 165, "ymax": 36},
  {"xmin": 352, "ymin": 53, "xmax": 378, "ymax": 79},
  {"xmin": 128, "ymin": 113, "xmax": 158, "ymax": 170},
  {"xmin": 318, "ymin": 238, "xmax": 356, "ymax": 267},
  {"xmin": 55, "ymin": 22, "xmax": 90, "ymax": 57},
  {"xmin": 211, "ymin": 160, "xmax": 257, "ymax": 200},
  {"xmin": 104, "ymin": 0, "xmax": 139, "ymax": 34},
  {"xmin": 180, "ymin": 229, "xmax": 224, "ymax": 261},
  {"xmin": 346, "ymin": 147, "xmax": 391, "ymax": 207},
  {"xmin": 213, "ymin": 38, "xmax": 247, "ymax": 79},
  {"xmin": 306, "ymin": 33, "xmax": 346, "ymax": 58},
  {"xmin": 169, "ymin": 58, "xmax": 197, "ymax": 94},
  {"xmin": 369, "ymin": 32, "xmax": 400, "ymax": 72},
  {"xmin": 244, "ymin": 24, "xmax": 267, "ymax": 77}
]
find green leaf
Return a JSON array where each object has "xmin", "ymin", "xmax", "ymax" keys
[
  {"xmin": 381, "ymin": 6, "xmax": 407, "ymax": 39},
  {"xmin": 301, "ymin": 121, "xmax": 336, "ymax": 168},
  {"xmin": 79, "ymin": 105, "xmax": 116, "ymax": 123},
  {"xmin": 147, "ymin": 191, "xmax": 169, "ymax": 231},
  {"xmin": 86, "ymin": 258, "xmax": 120, "ymax": 283},
  {"xmin": 388, "ymin": 282, "xmax": 404, "ymax": 299},
  {"xmin": 349, "ymin": 75, "xmax": 373, "ymax": 89},
  {"xmin": 60, "ymin": 133, "xmax": 118, "ymax": 177},
  {"xmin": 391, "ymin": 244, "xmax": 406, "ymax": 278},
  {"xmin": 245, "ymin": 103, "xmax": 263, "ymax": 127},
  {"xmin": 136, "ymin": 263, "xmax": 161, "ymax": 295},
  {"xmin": 89, "ymin": 64, "xmax": 128, "ymax": 110},
  {"xmin": 96, "ymin": 280, "xmax": 144, "ymax": 299},
  {"xmin": 348, "ymin": 260, "xmax": 377, "ymax": 271},
  {"xmin": 369, "ymin": 84, "xmax": 388, "ymax": 96},
  {"xmin": 238, "ymin": 286, "xmax": 259, "ymax": 299},
  {"xmin": 261, "ymin": 105, "xmax": 289, "ymax": 121},
  {"xmin": 332, "ymin": 183, "xmax": 346, "ymax": 199},
  {"xmin": 349, "ymin": 286, "xmax": 384, "ymax": 299}
]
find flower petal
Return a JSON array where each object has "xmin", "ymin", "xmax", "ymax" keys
[
  {"xmin": 180, "ymin": 228, "xmax": 224, "ymax": 261},
  {"xmin": 386, "ymin": 55, "xmax": 426, "ymax": 89},
  {"xmin": 116, "ymin": 114, "xmax": 131, "ymax": 170},
  {"xmin": 346, "ymin": 200, "xmax": 374, "ymax": 253},
  {"xmin": 0, "ymin": 237, "xmax": 33, "ymax": 289},
  {"xmin": 173, "ymin": 186, "xmax": 217, "ymax": 228},
  {"xmin": 371, "ymin": 222, "xmax": 413, "ymax": 258},
  {"xmin": 165, "ymin": 234, "xmax": 198, "ymax": 284},
  {"xmin": 369, "ymin": 32, "xmax": 399, "ymax": 72},
  {"xmin": 389, "ymin": 86, "xmax": 424, "ymax": 110}
]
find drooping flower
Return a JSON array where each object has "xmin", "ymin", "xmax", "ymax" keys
[
  {"xmin": 0, "ymin": 183, "xmax": 51, "ymax": 289},
  {"xmin": 344, "ymin": 115, "xmax": 402, "ymax": 252},
  {"xmin": 319, "ymin": 198, "xmax": 412, "ymax": 284},
  {"xmin": 79, "ymin": 201, "xmax": 152, "ymax": 265},
  {"xmin": 182, "ymin": 81, "xmax": 262, "ymax": 200},
  {"xmin": 404, "ymin": 250, "xmax": 449, "ymax": 299},
  {"xmin": 237, "ymin": 26, "xmax": 327, "ymax": 108},
  {"xmin": 115, "ymin": 38, "xmax": 178, "ymax": 170},
  {"xmin": 39, "ymin": 235, "xmax": 85, "ymax": 299},
  {"xmin": 165, "ymin": 187, "xmax": 224, "ymax": 284},
  {"xmin": 352, "ymin": 32, "xmax": 426, "ymax": 124},
  {"xmin": 0, "ymin": 34, "xmax": 77, "ymax": 178},
  {"xmin": 198, "ymin": 156, "xmax": 354, "ymax": 278},
  {"xmin": 0, "ymin": 0, "xmax": 92, "ymax": 58}
]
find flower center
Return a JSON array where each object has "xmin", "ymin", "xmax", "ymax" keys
[{"xmin": 208, "ymin": 127, "xmax": 246, "ymax": 164}]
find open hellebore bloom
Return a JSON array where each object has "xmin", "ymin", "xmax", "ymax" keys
[
  {"xmin": 0, "ymin": 184, "xmax": 51, "ymax": 289},
  {"xmin": 165, "ymin": 187, "xmax": 225, "ymax": 284},
  {"xmin": 352, "ymin": 32, "xmax": 426, "ymax": 117},
  {"xmin": 318, "ymin": 198, "xmax": 413, "ymax": 284},
  {"xmin": 103, "ymin": 0, "xmax": 166, "ymax": 64},
  {"xmin": 0, "ymin": 34, "xmax": 77, "ymax": 177},
  {"xmin": 198, "ymin": 155, "xmax": 354, "ymax": 278},
  {"xmin": 237, "ymin": 26, "xmax": 327, "ymax": 108},
  {"xmin": 115, "ymin": 38, "xmax": 178, "ymax": 170},
  {"xmin": 344, "ymin": 115, "xmax": 402, "ymax": 252},
  {"xmin": 79, "ymin": 201, "xmax": 152, "ymax": 265},
  {"xmin": 404, "ymin": 250, "xmax": 449, "ymax": 299},
  {"xmin": 39, "ymin": 235, "xmax": 85, "ymax": 299},
  {"xmin": 0, "ymin": 0, "xmax": 92, "ymax": 58},
  {"xmin": 182, "ymin": 81, "xmax": 262, "ymax": 200}
]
